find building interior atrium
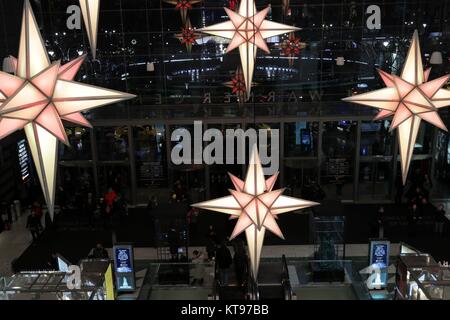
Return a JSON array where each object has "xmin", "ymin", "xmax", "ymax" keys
[{"xmin": 0, "ymin": 0, "xmax": 449, "ymax": 302}]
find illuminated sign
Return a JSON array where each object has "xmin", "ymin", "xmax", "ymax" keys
[
  {"xmin": 113, "ymin": 245, "xmax": 136, "ymax": 292},
  {"xmin": 17, "ymin": 139, "xmax": 30, "ymax": 182},
  {"xmin": 368, "ymin": 240, "xmax": 390, "ymax": 289}
]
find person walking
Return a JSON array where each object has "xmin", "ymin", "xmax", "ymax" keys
[{"xmin": 216, "ymin": 240, "xmax": 233, "ymax": 286}]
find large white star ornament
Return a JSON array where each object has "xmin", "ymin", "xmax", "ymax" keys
[
  {"xmin": 192, "ymin": 146, "xmax": 319, "ymax": 278},
  {"xmin": 199, "ymin": 0, "xmax": 300, "ymax": 96},
  {"xmin": 343, "ymin": 30, "xmax": 450, "ymax": 185},
  {"xmin": 0, "ymin": 0, "xmax": 135, "ymax": 220}
]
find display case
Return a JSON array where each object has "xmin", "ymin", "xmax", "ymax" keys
[
  {"xmin": 0, "ymin": 271, "xmax": 104, "ymax": 300},
  {"xmin": 311, "ymin": 216, "xmax": 346, "ymax": 282},
  {"xmin": 1, "ymin": 260, "xmax": 114, "ymax": 300},
  {"xmin": 395, "ymin": 252, "xmax": 450, "ymax": 300}
]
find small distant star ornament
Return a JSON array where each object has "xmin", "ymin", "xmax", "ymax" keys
[
  {"xmin": 164, "ymin": 0, "xmax": 201, "ymax": 24},
  {"xmin": 175, "ymin": 19, "xmax": 199, "ymax": 53},
  {"xmin": 0, "ymin": 0, "xmax": 135, "ymax": 220},
  {"xmin": 192, "ymin": 146, "xmax": 319, "ymax": 278},
  {"xmin": 199, "ymin": 0, "xmax": 300, "ymax": 96},
  {"xmin": 343, "ymin": 30, "xmax": 450, "ymax": 184},
  {"xmin": 223, "ymin": 67, "xmax": 256, "ymax": 103},
  {"xmin": 278, "ymin": 33, "xmax": 306, "ymax": 67}
]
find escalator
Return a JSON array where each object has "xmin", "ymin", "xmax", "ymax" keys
[
  {"xmin": 214, "ymin": 255, "xmax": 294, "ymax": 300},
  {"xmin": 213, "ymin": 258, "xmax": 250, "ymax": 300},
  {"xmin": 255, "ymin": 255, "xmax": 294, "ymax": 300}
]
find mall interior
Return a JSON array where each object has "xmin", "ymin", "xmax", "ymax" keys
[{"xmin": 0, "ymin": 0, "xmax": 449, "ymax": 301}]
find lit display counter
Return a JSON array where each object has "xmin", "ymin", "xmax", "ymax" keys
[
  {"xmin": 0, "ymin": 259, "xmax": 115, "ymax": 300},
  {"xmin": 395, "ymin": 245, "xmax": 450, "ymax": 300}
]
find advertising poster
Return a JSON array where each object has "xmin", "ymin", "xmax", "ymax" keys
[
  {"xmin": 113, "ymin": 245, "xmax": 136, "ymax": 292},
  {"xmin": 104, "ymin": 264, "xmax": 115, "ymax": 300},
  {"xmin": 369, "ymin": 240, "xmax": 390, "ymax": 289}
]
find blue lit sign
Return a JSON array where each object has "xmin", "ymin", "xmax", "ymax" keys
[
  {"xmin": 113, "ymin": 245, "xmax": 136, "ymax": 292},
  {"xmin": 369, "ymin": 240, "xmax": 390, "ymax": 289}
]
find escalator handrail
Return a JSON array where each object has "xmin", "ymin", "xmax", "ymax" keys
[
  {"xmin": 245, "ymin": 253, "xmax": 259, "ymax": 300},
  {"xmin": 281, "ymin": 255, "xmax": 293, "ymax": 300}
]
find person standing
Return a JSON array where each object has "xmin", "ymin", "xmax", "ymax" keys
[
  {"xmin": 216, "ymin": 240, "xmax": 233, "ymax": 286},
  {"xmin": 0, "ymin": 202, "xmax": 9, "ymax": 231},
  {"xmin": 85, "ymin": 193, "xmax": 96, "ymax": 229},
  {"xmin": 0, "ymin": 209, "xmax": 4, "ymax": 233},
  {"xmin": 190, "ymin": 250, "xmax": 205, "ymax": 286},
  {"xmin": 233, "ymin": 240, "xmax": 248, "ymax": 289},
  {"xmin": 89, "ymin": 243, "xmax": 109, "ymax": 259},
  {"xmin": 434, "ymin": 204, "xmax": 446, "ymax": 237},
  {"xmin": 377, "ymin": 206, "xmax": 385, "ymax": 239},
  {"xmin": 104, "ymin": 187, "xmax": 118, "ymax": 211},
  {"xmin": 99, "ymin": 198, "xmax": 110, "ymax": 230},
  {"xmin": 168, "ymin": 225, "xmax": 180, "ymax": 261},
  {"xmin": 26, "ymin": 211, "xmax": 40, "ymax": 242},
  {"xmin": 187, "ymin": 207, "xmax": 199, "ymax": 239},
  {"xmin": 206, "ymin": 225, "xmax": 219, "ymax": 260}
]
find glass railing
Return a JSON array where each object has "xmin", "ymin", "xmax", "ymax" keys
[
  {"xmin": 280, "ymin": 258, "xmax": 372, "ymax": 300},
  {"xmin": 138, "ymin": 262, "xmax": 215, "ymax": 300}
]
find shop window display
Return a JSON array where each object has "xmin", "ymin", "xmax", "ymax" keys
[
  {"xmin": 96, "ymin": 127, "xmax": 129, "ymax": 161},
  {"xmin": 284, "ymin": 122, "xmax": 319, "ymax": 157},
  {"xmin": 320, "ymin": 121, "xmax": 357, "ymax": 200},
  {"xmin": 59, "ymin": 127, "xmax": 92, "ymax": 161},
  {"xmin": 134, "ymin": 125, "xmax": 167, "ymax": 188}
]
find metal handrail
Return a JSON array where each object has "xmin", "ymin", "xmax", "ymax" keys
[{"xmin": 281, "ymin": 255, "xmax": 293, "ymax": 300}]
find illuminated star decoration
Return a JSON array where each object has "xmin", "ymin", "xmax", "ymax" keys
[
  {"xmin": 199, "ymin": 0, "xmax": 300, "ymax": 96},
  {"xmin": 0, "ymin": 0, "xmax": 135, "ymax": 220},
  {"xmin": 343, "ymin": 30, "xmax": 450, "ymax": 185},
  {"xmin": 223, "ymin": 67, "xmax": 256, "ymax": 103},
  {"xmin": 79, "ymin": 0, "xmax": 100, "ymax": 59},
  {"xmin": 175, "ymin": 19, "xmax": 199, "ymax": 53},
  {"xmin": 164, "ymin": 0, "xmax": 201, "ymax": 24},
  {"xmin": 279, "ymin": 32, "xmax": 306, "ymax": 67},
  {"xmin": 192, "ymin": 146, "xmax": 319, "ymax": 278}
]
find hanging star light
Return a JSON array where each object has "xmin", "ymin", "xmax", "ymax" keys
[
  {"xmin": 343, "ymin": 30, "xmax": 450, "ymax": 185},
  {"xmin": 163, "ymin": 0, "xmax": 201, "ymax": 24},
  {"xmin": 192, "ymin": 146, "xmax": 319, "ymax": 278},
  {"xmin": 79, "ymin": 0, "xmax": 100, "ymax": 59},
  {"xmin": 198, "ymin": 0, "xmax": 300, "ymax": 96},
  {"xmin": 175, "ymin": 19, "xmax": 200, "ymax": 53},
  {"xmin": 0, "ymin": 0, "xmax": 135, "ymax": 220},
  {"xmin": 278, "ymin": 32, "xmax": 306, "ymax": 67}
]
